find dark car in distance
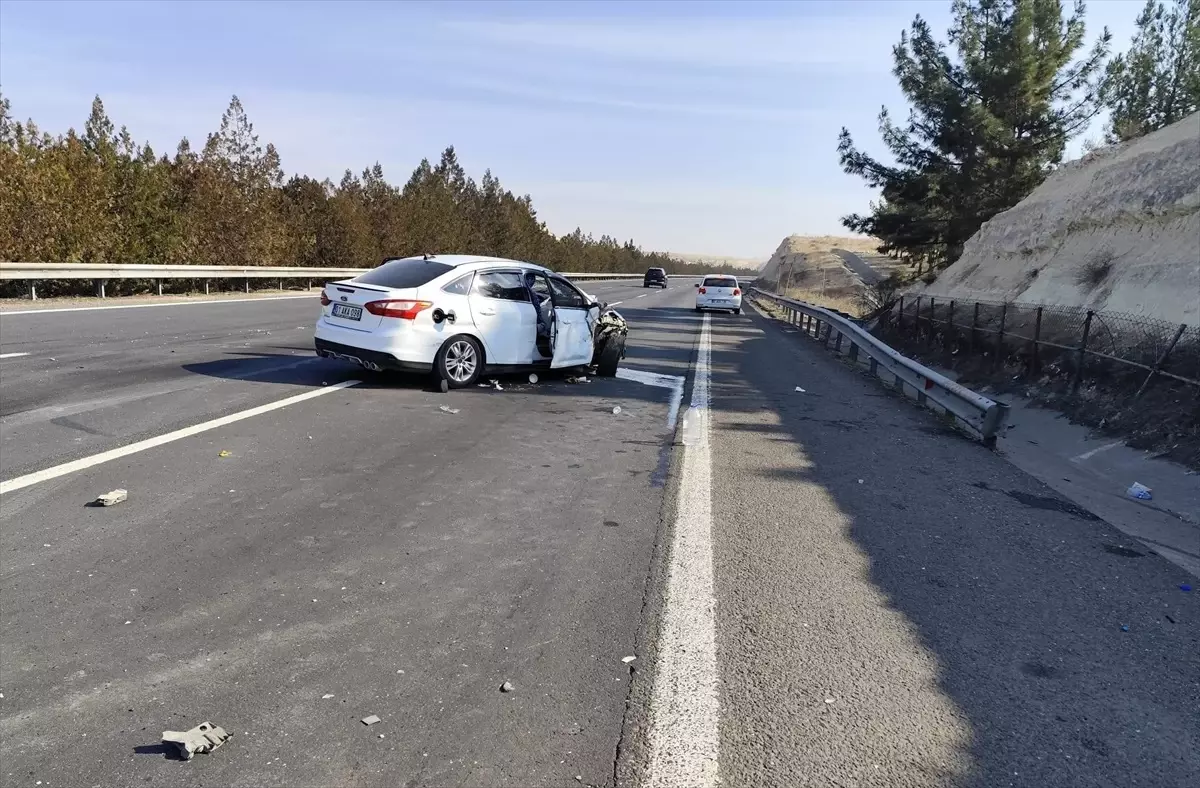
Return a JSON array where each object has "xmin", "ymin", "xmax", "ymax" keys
[{"xmin": 643, "ymin": 267, "xmax": 669, "ymax": 288}]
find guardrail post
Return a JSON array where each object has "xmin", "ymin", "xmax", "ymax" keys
[
  {"xmin": 156, "ymin": 279, "xmax": 163, "ymax": 296},
  {"xmin": 897, "ymin": 296, "xmax": 905, "ymax": 331},
  {"xmin": 278, "ymin": 278, "xmax": 283, "ymax": 291},
  {"xmin": 28, "ymin": 281, "xmax": 37, "ymax": 300},
  {"xmin": 307, "ymin": 279, "xmax": 312, "ymax": 290},
  {"xmin": 834, "ymin": 330, "xmax": 843, "ymax": 353},
  {"xmin": 848, "ymin": 342, "xmax": 859, "ymax": 363},
  {"xmin": 1135, "ymin": 323, "xmax": 1187, "ymax": 399},
  {"xmin": 994, "ymin": 303, "xmax": 1007, "ymax": 370},
  {"xmin": 1030, "ymin": 307, "xmax": 1043, "ymax": 373},
  {"xmin": 244, "ymin": 278, "xmax": 250, "ymax": 294},
  {"xmin": 96, "ymin": 280, "xmax": 106, "ymax": 298},
  {"xmin": 1071, "ymin": 310, "xmax": 1094, "ymax": 394},
  {"xmin": 204, "ymin": 279, "xmax": 210, "ymax": 295}
]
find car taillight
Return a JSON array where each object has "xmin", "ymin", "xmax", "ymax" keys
[
  {"xmin": 698, "ymin": 287, "xmax": 707, "ymax": 294},
  {"xmin": 320, "ymin": 291, "xmax": 331, "ymax": 306},
  {"xmin": 733, "ymin": 288, "xmax": 741, "ymax": 296},
  {"xmin": 364, "ymin": 299, "xmax": 433, "ymax": 319}
]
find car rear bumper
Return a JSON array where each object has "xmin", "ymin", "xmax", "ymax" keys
[
  {"xmin": 696, "ymin": 297, "xmax": 742, "ymax": 310},
  {"xmin": 314, "ymin": 338, "xmax": 432, "ymax": 373}
]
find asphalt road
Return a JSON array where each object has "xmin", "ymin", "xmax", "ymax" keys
[{"xmin": 1, "ymin": 280, "xmax": 1196, "ymax": 788}]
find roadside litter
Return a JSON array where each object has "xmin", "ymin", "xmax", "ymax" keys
[
  {"xmin": 1126, "ymin": 482, "xmax": 1152, "ymax": 501},
  {"xmin": 361, "ymin": 715, "xmax": 381, "ymax": 726},
  {"xmin": 321, "ymin": 693, "xmax": 335, "ymax": 699},
  {"xmin": 529, "ymin": 373, "xmax": 539, "ymax": 384},
  {"xmin": 218, "ymin": 450, "xmax": 232, "ymax": 458},
  {"xmin": 612, "ymin": 406, "xmax": 622, "ymax": 415},
  {"xmin": 795, "ymin": 387, "xmax": 806, "ymax": 393},
  {"xmin": 438, "ymin": 405, "xmax": 460, "ymax": 415},
  {"xmin": 621, "ymin": 656, "xmax": 636, "ymax": 664},
  {"xmin": 161, "ymin": 722, "xmax": 231, "ymax": 761},
  {"xmin": 93, "ymin": 489, "xmax": 127, "ymax": 507},
  {"xmin": 490, "ymin": 379, "xmax": 503, "ymax": 391},
  {"xmin": 500, "ymin": 681, "xmax": 514, "ymax": 693},
  {"xmin": 567, "ymin": 376, "xmax": 590, "ymax": 384},
  {"xmin": 1181, "ymin": 584, "xmax": 1193, "ymax": 593}
]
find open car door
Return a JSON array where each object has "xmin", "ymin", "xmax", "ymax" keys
[{"xmin": 548, "ymin": 276, "xmax": 597, "ymax": 369}]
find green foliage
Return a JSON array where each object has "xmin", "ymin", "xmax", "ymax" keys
[
  {"xmin": 837, "ymin": 0, "xmax": 1111, "ymax": 271},
  {"xmin": 0, "ymin": 93, "xmax": 734, "ymax": 291},
  {"xmin": 1102, "ymin": 0, "xmax": 1200, "ymax": 142}
]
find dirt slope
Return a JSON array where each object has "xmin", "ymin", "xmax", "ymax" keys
[{"xmin": 926, "ymin": 112, "xmax": 1200, "ymax": 325}]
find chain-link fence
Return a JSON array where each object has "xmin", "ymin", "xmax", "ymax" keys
[{"xmin": 880, "ymin": 294, "xmax": 1199, "ymax": 395}]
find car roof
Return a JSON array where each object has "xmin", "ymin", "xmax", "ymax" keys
[
  {"xmin": 704, "ymin": 273, "xmax": 737, "ymax": 278},
  {"xmin": 385, "ymin": 254, "xmax": 554, "ymax": 274}
]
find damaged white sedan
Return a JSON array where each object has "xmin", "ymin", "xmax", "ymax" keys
[{"xmin": 314, "ymin": 254, "xmax": 628, "ymax": 388}]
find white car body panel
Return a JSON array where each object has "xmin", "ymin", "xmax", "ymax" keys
[
  {"xmin": 313, "ymin": 255, "xmax": 605, "ymax": 375},
  {"xmin": 696, "ymin": 274, "xmax": 743, "ymax": 312}
]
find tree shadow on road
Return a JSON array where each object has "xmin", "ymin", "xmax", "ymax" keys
[{"xmin": 704, "ymin": 308, "xmax": 1200, "ymax": 787}]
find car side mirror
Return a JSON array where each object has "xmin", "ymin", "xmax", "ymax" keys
[{"xmin": 589, "ymin": 301, "xmax": 606, "ymax": 311}]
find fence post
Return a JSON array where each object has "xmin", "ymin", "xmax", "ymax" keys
[
  {"xmin": 970, "ymin": 302, "xmax": 979, "ymax": 354},
  {"xmin": 1135, "ymin": 323, "xmax": 1187, "ymax": 398},
  {"xmin": 994, "ymin": 303, "xmax": 1007, "ymax": 370},
  {"xmin": 1072, "ymin": 310, "xmax": 1094, "ymax": 394},
  {"xmin": 928, "ymin": 297, "xmax": 936, "ymax": 346},
  {"xmin": 1030, "ymin": 307, "xmax": 1043, "ymax": 374},
  {"xmin": 945, "ymin": 300, "xmax": 955, "ymax": 354},
  {"xmin": 898, "ymin": 296, "xmax": 905, "ymax": 331}
]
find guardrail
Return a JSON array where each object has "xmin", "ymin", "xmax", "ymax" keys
[
  {"xmin": 751, "ymin": 288, "xmax": 1010, "ymax": 445},
  {"xmin": 0, "ymin": 263, "xmax": 750, "ymax": 299}
]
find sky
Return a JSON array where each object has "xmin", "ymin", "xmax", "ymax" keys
[{"xmin": 0, "ymin": 0, "xmax": 1144, "ymax": 260}]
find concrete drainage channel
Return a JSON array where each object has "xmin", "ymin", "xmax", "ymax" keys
[{"xmin": 749, "ymin": 289, "xmax": 1010, "ymax": 445}]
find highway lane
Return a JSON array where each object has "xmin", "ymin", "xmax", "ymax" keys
[
  {"xmin": 0, "ymin": 280, "xmax": 696, "ymax": 787},
  {"xmin": 2, "ymin": 279, "xmax": 1197, "ymax": 787}
]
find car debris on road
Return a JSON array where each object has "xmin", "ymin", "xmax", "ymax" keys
[
  {"xmin": 500, "ymin": 681, "xmax": 514, "ymax": 693},
  {"xmin": 92, "ymin": 489, "xmax": 128, "ymax": 507},
  {"xmin": 161, "ymin": 722, "xmax": 232, "ymax": 761},
  {"xmin": 438, "ymin": 405, "xmax": 460, "ymax": 415},
  {"xmin": 361, "ymin": 715, "xmax": 381, "ymax": 726}
]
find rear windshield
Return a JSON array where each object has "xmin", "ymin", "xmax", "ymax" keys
[
  {"xmin": 353, "ymin": 258, "xmax": 454, "ymax": 289},
  {"xmin": 647, "ymin": 268, "xmax": 665, "ymax": 275},
  {"xmin": 703, "ymin": 277, "xmax": 738, "ymax": 288}
]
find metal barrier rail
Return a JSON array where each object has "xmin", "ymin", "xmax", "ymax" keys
[{"xmin": 752, "ymin": 288, "xmax": 1010, "ymax": 445}]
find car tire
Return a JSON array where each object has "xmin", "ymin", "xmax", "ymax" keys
[
  {"xmin": 434, "ymin": 335, "xmax": 483, "ymax": 389},
  {"xmin": 734, "ymin": 308, "xmax": 742, "ymax": 315},
  {"xmin": 595, "ymin": 334, "xmax": 625, "ymax": 377},
  {"xmin": 695, "ymin": 306, "xmax": 703, "ymax": 313}
]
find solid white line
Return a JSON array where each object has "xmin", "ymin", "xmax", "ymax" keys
[
  {"xmin": 1072, "ymin": 439, "xmax": 1124, "ymax": 463},
  {"xmin": 637, "ymin": 293, "xmax": 651, "ymax": 298},
  {"xmin": 1, "ymin": 294, "xmax": 317, "ymax": 316},
  {"xmin": 615, "ymin": 367, "xmax": 685, "ymax": 431},
  {"xmin": 0, "ymin": 352, "xmax": 31, "ymax": 359},
  {"xmin": 0, "ymin": 380, "xmax": 361, "ymax": 496},
  {"xmin": 609, "ymin": 301, "xmax": 624, "ymax": 306},
  {"xmin": 646, "ymin": 313, "xmax": 719, "ymax": 788}
]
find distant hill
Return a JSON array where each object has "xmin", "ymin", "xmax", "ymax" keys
[{"xmin": 667, "ymin": 251, "xmax": 765, "ymax": 271}]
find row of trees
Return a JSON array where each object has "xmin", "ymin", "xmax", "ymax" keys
[
  {"xmin": 0, "ymin": 93, "xmax": 735, "ymax": 290},
  {"xmin": 838, "ymin": 0, "xmax": 1199, "ymax": 274}
]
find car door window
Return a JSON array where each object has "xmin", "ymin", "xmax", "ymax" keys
[
  {"xmin": 472, "ymin": 271, "xmax": 530, "ymax": 301},
  {"xmin": 548, "ymin": 277, "xmax": 587, "ymax": 308}
]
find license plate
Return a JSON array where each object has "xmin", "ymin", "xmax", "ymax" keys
[{"xmin": 331, "ymin": 303, "xmax": 362, "ymax": 321}]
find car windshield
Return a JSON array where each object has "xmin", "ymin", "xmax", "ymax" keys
[
  {"xmin": 703, "ymin": 277, "xmax": 738, "ymax": 288},
  {"xmin": 353, "ymin": 258, "xmax": 454, "ymax": 289}
]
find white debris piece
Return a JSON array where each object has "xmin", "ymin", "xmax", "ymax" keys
[
  {"xmin": 321, "ymin": 694, "xmax": 335, "ymax": 699},
  {"xmin": 94, "ymin": 489, "xmax": 128, "ymax": 507},
  {"xmin": 438, "ymin": 405, "xmax": 460, "ymax": 415},
  {"xmin": 528, "ymin": 373, "xmax": 539, "ymax": 384},
  {"xmin": 621, "ymin": 655, "xmax": 636, "ymax": 664},
  {"xmin": 361, "ymin": 715, "xmax": 381, "ymax": 726},
  {"xmin": 795, "ymin": 386, "xmax": 806, "ymax": 393},
  {"xmin": 500, "ymin": 681, "xmax": 514, "ymax": 693},
  {"xmin": 612, "ymin": 406, "xmax": 622, "ymax": 415},
  {"xmin": 161, "ymin": 721, "xmax": 232, "ymax": 760}
]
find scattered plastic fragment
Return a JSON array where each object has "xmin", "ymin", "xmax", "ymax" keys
[
  {"xmin": 218, "ymin": 450, "xmax": 232, "ymax": 458},
  {"xmin": 621, "ymin": 656, "xmax": 636, "ymax": 664},
  {"xmin": 567, "ymin": 376, "xmax": 590, "ymax": 384},
  {"xmin": 795, "ymin": 387, "xmax": 806, "ymax": 393},
  {"xmin": 93, "ymin": 489, "xmax": 128, "ymax": 507},
  {"xmin": 361, "ymin": 715, "xmax": 381, "ymax": 726},
  {"xmin": 857, "ymin": 479, "xmax": 864, "ymax": 484},
  {"xmin": 1181, "ymin": 584, "xmax": 1193, "ymax": 592},
  {"xmin": 824, "ymin": 698, "xmax": 835, "ymax": 704},
  {"xmin": 438, "ymin": 405, "xmax": 460, "ymax": 415},
  {"xmin": 321, "ymin": 693, "xmax": 335, "ymax": 699},
  {"xmin": 161, "ymin": 722, "xmax": 232, "ymax": 761},
  {"xmin": 1120, "ymin": 625, "xmax": 1129, "ymax": 632},
  {"xmin": 500, "ymin": 681, "xmax": 514, "ymax": 693},
  {"xmin": 529, "ymin": 373, "xmax": 539, "ymax": 384},
  {"xmin": 489, "ymin": 379, "xmax": 503, "ymax": 391},
  {"xmin": 612, "ymin": 406, "xmax": 622, "ymax": 415},
  {"xmin": 1126, "ymin": 482, "xmax": 1152, "ymax": 501}
]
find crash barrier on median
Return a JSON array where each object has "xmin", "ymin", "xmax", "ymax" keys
[
  {"xmin": 751, "ymin": 288, "xmax": 1010, "ymax": 446},
  {"xmin": 0, "ymin": 262, "xmax": 753, "ymax": 299}
]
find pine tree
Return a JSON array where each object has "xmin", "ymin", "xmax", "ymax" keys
[
  {"xmin": 838, "ymin": 0, "xmax": 1111, "ymax": 269},
  {"xmin": 1103, "ymin": 0, "xmax": 1200, "ymax": 141}
]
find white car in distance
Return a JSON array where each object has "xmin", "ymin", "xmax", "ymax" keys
[
  {"xmin": 314, "ymin": 254, "xmax": 621, "ymax": 388},
  {"xmin": 694, "ymin": 274, "xmax": 743, "ymax": 314}
]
